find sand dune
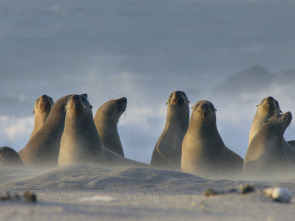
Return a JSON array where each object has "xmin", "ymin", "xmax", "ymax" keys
[{"xmin": 0, "ymin": 165, "xmax": 295, "ymax": 220}]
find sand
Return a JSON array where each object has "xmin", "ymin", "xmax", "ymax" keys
[{"xmin": 0, "ymin": 165, "xmax": 295, "ymax": 221}]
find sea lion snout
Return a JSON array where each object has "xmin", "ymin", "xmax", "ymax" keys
[
  {"xmin": 67, "ymin": 95, "xmax": 84, "ymax": 113},
  {"xmin": 198, "ymin": 104, "xmax": 210, "ymax": 115},
  {"xmin": 41, "ymin": 94, "xmax": 48, "ymax": 100},
  {"xmin": 262, "ymin": 96, "xmax": 280, "ymax": 113},
  {"xmin": 266, "ymin": 96, "xmax": 274, "ymax": 104},
  {"xmin": 196, "ymin": 102, "xmax": 214, "ymax": 115},
  {"xmin": 283, "ymin": 112, "xmax": 292, "ymax": 121},
  {"xmin": 169, "ymin": 91, "xmax": 189, "ymax": 105},
  {"xmin": 118, "ymin": 97, "xmax": 127, "ymax": 102},
  {"xmin": 36, "ymin": 94, "xmax": 54, "ymax": 112},
  {"xmin": 172, "ymin": 97, "xmax": 184, "ymax": 105},
  {"xmin": 117, "ymin": 97, "xmax": 127, "ymax": 113}
]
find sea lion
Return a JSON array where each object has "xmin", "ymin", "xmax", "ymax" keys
[
  {"xmin": 94, "ymin": 97, "xmax": 127, "ymax": 156},
  {"xmin": 248, "ymin": 96, "xmax": 281, "ymax": 145},
  {"xmin": 30, "ymin": 95, "xmax": 54, "ymax": 138},
  {"xmin": 243, "ymin": 112, "xmax": 295, "ymax": 179},
  {"xmin": 181, "ymin": 100, "xmax": 243, "ymax": 179},
  {"xmin": 19, "ymin": 94, "xmax": 84, "ymax": 168},
  {"xmin": 0, "ymin": 147, "xmax": 24, "ymax": 167},
  {"xmin": 150, "ymin": 91, "xmax": 190, "ymax": 170},
  {"xmin": 58, "ymin": 94, "xmax": 147, "ymax": 167}
]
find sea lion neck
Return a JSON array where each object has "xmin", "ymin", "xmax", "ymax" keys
[
  {"xmin": 165, "ymin": 101, "xmax": 190, "ymax": 131},
  {"xmin": 188, "ymin": 110, "xmax": 223, "ymax": 147}
]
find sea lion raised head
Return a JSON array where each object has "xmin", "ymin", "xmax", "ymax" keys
[
  {"xmin": 94, "ymin": 97, "xmax": 127, "ymax": 156},
  {"xmin": 181, "ymin": 100, "xmax": 243, "ymax": 179},
  {"xmin": 248, "ymin": 96, "xmax": 281, "ymax": 145},
  {"xmin": 150, "ymin": 91, "xmax": 190, "ymax": 170},
  {"xmin": 97, "ymin": 97, "xmax": 127, "ymax": 123},
  {"xmin": 33, "ymin": 95, "xmax": 54, "ymax": 114},
  {"xmin": 30, "ymin": 95, "xmax": 54, "ymax": 138},
  {"xmin": 243, "ymin": 112, "xmax": 295, "ymax": 179},
  {"xmin": 192, "ymin": 100, "xmax": 217, "ymax": 121}
]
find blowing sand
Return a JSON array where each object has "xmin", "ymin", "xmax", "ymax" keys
[{"xmin": 0, "ymin": 165, "xmax": 295, "ymax": 221}]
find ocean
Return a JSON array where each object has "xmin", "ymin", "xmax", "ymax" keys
[{"xmin": 1, "ymin": 0, "xmax": 295, "ymax": 163}]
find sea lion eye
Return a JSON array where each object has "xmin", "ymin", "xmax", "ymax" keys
[{"xmin": 36, "ymin": 98, "xmax": 40, "ymax": 103}]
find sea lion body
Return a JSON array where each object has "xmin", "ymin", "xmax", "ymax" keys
[
  {"xmin": 19, "ymin": 94, "xmax": 76, "ymax": 168},
  {"xmin": 248, "ymin": 96, "xmax": 281, "ymax": 145},
  {"xmin": 150, "ymin": 91, "xmax": 190, "ymax": 170},
  {"xmin": 243, "ymin": 112, "xmax": 295, "ymax": 179},
  {"xmin": 58, "ymin": 95, "xmax": 103, "ymax": 165},
  {"xmin": 94, "ymin": 97, "xmax": 127, "ymax": 156},
  {"xmin": 181, "ymin": 100, "xmax": 243, "ymax": 179},
  {"xmin": 58, "ymin": 95, "xmax": 147, "ymax": 167},
  {"xmin": 30, "ymin": 95, "xmax": 54, "ymax": 138},
  {"xmin": 0, "ymin": 147, "xmax": 24, "ymax": 167}
]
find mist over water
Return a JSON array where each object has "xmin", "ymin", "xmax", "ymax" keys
[{"xmin": 1, "ymin": 0, "xmax": 295, "ymax": 163}]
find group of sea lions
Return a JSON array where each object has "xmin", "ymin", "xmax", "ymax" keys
[
  {"xmin": 1, "ymin": 94, "xmax": 145, "ymax": 170},
  {"xmin": 152, "ymin": 92, "xmax": 295, "ymax": 180},
  {"xmin": 0, "ymin": 92, "xmax": 295, "ymax": 180}
]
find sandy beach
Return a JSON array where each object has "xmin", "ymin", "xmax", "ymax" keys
[{"xmin": 0, "ymin": 165, "xmax": 294, "ymax": 221}]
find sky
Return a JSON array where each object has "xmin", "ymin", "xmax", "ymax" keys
[{"xmin": 0, "ymin": 0, "xmax": 295, "ymax": 163}]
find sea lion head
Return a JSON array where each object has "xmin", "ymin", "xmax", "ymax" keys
[
  {"xmin": 116, "ymin": 97, "xmax": 127, "ymax": 115},
  {"xmin": 167, "ymin": 91, "xmax": 190, "ymax": 106},
  {"xmin": 257, "ymin": 96, "xmax": 281, "ymax": 116},
  {"xmin": 99, "ymin": 97, "xmax": 127, "ymax": 125},
  {"xmin": 65, "ymin": 94, "xmax": 93, "ymax": 116},
  {"xmin": 33, "ymin": 95, "xmax": 54, "ymax": 114},
  {"xmin": 264, "ymin": 111, "xmax": 292, "ymax": 136},
  {"xmin": 192, "ymin": 100, "xmax": 217, "ymax": 121}
]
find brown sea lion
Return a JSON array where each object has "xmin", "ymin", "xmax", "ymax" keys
[
  {"xmin": 0, "ymin": 147, "xmax": 24, "ymax": 167},
  {"xmin": 94, "ymin": 97, "xmax": 127, "ymax": 156},
  {"xmin": 243, "ymin": 112, "xmax": 295, "ymax": 180},
  {"xmin": 19, "ymin": 94, "xmax": 85, "ymax": 168},
  {"xmin": 150, "ymin": 91, "xmax": 190, "ymax": 170},
  {"xmin": 248, "ymin": 96, "xmax": 281, "ymax": 145},
  {"xmin": 58, "ymin": 94, "xmax": 147, "ymax": 167},
  {"xmin": 181, "ymin": 100, "xmax": 243, "ymax": 179},
  {"xmin": 30, "ymin": 95, "xmax": 54, "ymax": 138}
]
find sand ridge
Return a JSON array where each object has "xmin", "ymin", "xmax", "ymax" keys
[{"xmin": 0, "ymin": 165, "xmax": 295, "ymax": 220}]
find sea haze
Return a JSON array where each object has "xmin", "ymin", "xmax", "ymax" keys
[{"xmin": 0, "ymin": 0, "xmax": 295, "ymax": 163}]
